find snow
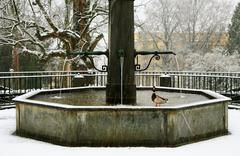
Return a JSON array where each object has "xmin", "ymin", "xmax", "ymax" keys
[{"xmin": 0, "ymin": 109, "xmax": 240, "ymax": 156}]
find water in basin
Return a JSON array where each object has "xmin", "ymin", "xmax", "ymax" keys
[{"xmin": 31, "ymin": 90, "xmax": 209, "ymax": 106}]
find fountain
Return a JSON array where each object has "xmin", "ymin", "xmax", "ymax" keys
[{"xmin": 13, "ymin": 0, "xmax": 230, "ymax": 147}]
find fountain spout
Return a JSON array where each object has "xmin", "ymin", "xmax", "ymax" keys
[{"xmin": 118, "ymin": 49, "xmax": 125, "ymax": 105}]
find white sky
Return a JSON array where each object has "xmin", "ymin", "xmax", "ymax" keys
[
  {"xmin": 134, "ymin": 0, "xmax": 239, "ymax": 21},
  {"xmin": 51, "ymin": 0, "xmax": 239, "ymax": 23}
]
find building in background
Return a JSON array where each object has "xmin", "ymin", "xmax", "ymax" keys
[{"xmin": 135, "ymin": 32, "xmax": 228, "ymax": 51}]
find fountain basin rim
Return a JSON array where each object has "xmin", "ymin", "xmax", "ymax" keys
[{"xmin": 13, "ymin": 86, "xmax": 231, "ymax": 110}]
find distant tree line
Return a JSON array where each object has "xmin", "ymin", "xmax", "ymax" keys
[{"xmin": 228, "ymin": 2, "xmax": 240, "ymax": 54}]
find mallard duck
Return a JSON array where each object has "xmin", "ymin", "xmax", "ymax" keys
[{"xmin": 151, "ymin": 86, "xmax": 168, "ymax": 107}]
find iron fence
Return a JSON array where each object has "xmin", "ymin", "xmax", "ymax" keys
[{"xmin": 1, "ymin": 71, "xmax": 240, "ymax": 109}]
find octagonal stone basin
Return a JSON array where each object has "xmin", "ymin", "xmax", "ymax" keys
[{"xmin": 13, "ymin": 86, "xmax": 230, "ymax": 147}]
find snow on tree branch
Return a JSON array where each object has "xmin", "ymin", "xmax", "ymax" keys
[
  {"xmin": 35, "ymin": 0, "xmax": 58, "ymax": 32},
  {"xmin": 0, "ymin": 0, "xmax": 107, "ymax": 70}
]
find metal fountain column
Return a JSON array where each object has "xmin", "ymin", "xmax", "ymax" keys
[
  {"xmin": 68, "ymin": 0, "xmax": 176, "ymax": 105},
  {"xmin": 106, "ymin": 0, "xmax": 136, "ymax": 104}
]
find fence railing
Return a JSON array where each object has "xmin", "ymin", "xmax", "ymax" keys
[
  {"xmin": 1, "ymin": 71, "xmax": 240, "ymax": 109},
  {"xmin": 134, "ymin": 73, "xmax": 240, "ymax": 95},
  {"xmin": 0, "ymin": 70, "xmax": 90, "ymax": 77},
  {"xmin": 157, "ymin": 71, "xmax": 240, "ymax": 77},
  {"xmin": 2, "ymin": 70, "xmax": 240, "ymax": 77}
]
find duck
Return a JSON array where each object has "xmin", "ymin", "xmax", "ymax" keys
[{"xmin": 151, "ymin": 86, "xmax": 168, "ymax": 107}]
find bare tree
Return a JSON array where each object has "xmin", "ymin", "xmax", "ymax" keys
[
  {"xmin": 137, "ymin": 0, "xmax": 234, "ymax": 71},
  {"xmin": 175, "ymin": 0, "xmax": 232, "ymax": 52},
  {"xmin": 0, "ymin": 0, "xmax": 108, "ymax": 70},
  {"xmin": 141, "ymin": 0, "xmax": 232, "ymax": 52},
  {"xmin": 144, "ymin": 0, "xmax": 179, "ymax": 50}
]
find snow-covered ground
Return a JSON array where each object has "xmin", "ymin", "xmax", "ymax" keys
[{"xmin": 0, "ymin": 109, "xmax": 240, "ymax": 156}]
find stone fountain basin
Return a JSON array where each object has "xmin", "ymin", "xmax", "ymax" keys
[{"xmin": 13, "ymin": 86, "xmax": 230, "ymax": 147}]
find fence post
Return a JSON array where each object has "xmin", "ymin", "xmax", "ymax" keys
[{"xmin": 160, "ymin": 74, "xmax": 171, "ymax": 87}]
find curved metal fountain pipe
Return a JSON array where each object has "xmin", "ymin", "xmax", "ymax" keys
[
  {"xmin": 68, "ymin": 50, "xmax": 109, "ymax": 72},
  {"xmin": 134, "ymin": 51, "xmax": 176, "ymax": 72},
  {"xmin": 135, "ymin": 51, "xmax": 176, "ymax": 56}
]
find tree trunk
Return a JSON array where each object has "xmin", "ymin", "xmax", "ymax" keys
[
  {"xmin": 72, "ymin": 0, "xmax": 91, "ymax": 51},
  {"xmin": 12, "ymin": 48, "xmax": 19, "ymax": 71}
]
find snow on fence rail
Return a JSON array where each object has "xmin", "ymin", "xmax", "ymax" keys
[{"xmin": 1, "ymin": 71, "xmax": 240, "ymax": 77}]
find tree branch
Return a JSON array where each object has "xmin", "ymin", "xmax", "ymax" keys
[
  {"xmin": 89, "ymin": 33, "xmax": 103, "ymax": 51},
  {"xmin": 35, "ymin": 0, "xmax": 58, "ymax": 32}
]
